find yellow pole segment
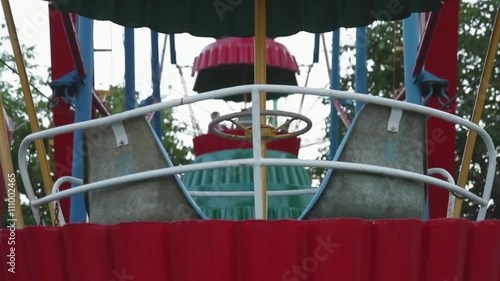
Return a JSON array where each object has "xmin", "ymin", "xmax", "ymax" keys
[
  {"xmin": 0, "ymin": 98, "xmax": 25, "ymax": 228},
  {"xmin": 1, "ymin": 0, "xmax": 56, "ymax": 224},
  {"xmin": 255, "ymin": 0, "xmax": 268, "ymax": 219},
  {"xmin": 453, "ymin": 8, "xmax": 500, "ymax": 218}
]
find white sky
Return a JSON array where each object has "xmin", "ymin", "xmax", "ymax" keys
[{"xmin": 2, "ymin": 0, "xmax": 360, "ymax": 161}]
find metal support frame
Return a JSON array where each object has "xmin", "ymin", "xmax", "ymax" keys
[
  {"xmin": 403, "ymin": 13, "xmax": 428, "ymax": 219},
  {"xmin": 18, "ymin": 85, "xmax": 496, "ymax": 223},
  {"xmin": 60, "ymin": 12, "xmax": 110, "ymax": 117},
  {"xmin": 61, "ymin": 13, "xmax": 86, "ymax": 78},
  {"xmin": 329, "ymin": 30, "xmax": 341, "ymax": 159},
  {"xmin": 151, "ymin": 31, "xmax": 162, "ymax": 138},
  {"xmin": 49, "ymin": 6, "xmax": 76, "ymax": 223},
  {"xmin": 255, "ymin": 0, "xmax": 268, "ymax": 219},
  {"xmin": 427, "ymin": 168, "xmax": 456, "ymax": 218},
  {"xmin": 45, "ymin": 167, "xmax": 457, "ymax": 225},
  {"xmin": 413, "ymin": 11, "xmax": 441, "ymax": 77},
  {"xmin": 320, "ymin": 31, "xmax": 351, "ymax": 128},
  {"xmin": 125, "ymin": 28, "xmax": 136, "ymax": 111},
  {"xmin": 313, "ymin": 34, "xmax": 320, "ymax": 63},
  {"xmin": 69, "ymin": 16, "xmax": 94, "ymax": 223},
  {"xmin": 170, "ymin": 34, "xmax": 177, "ymax": 65},
  {"xmin": 403, "ymin": 14, "xmax": 423, "ymax": 105},
  {"xmin": 355, "ymin": 27, "xmax": 368, "ymax": 114},
  {"xmin": 424, "ymin": 0, "xmax": 459, "ymax": 219}
]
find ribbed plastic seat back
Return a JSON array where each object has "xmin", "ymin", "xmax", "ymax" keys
[
  {"xmin": 303, "ymin": 104, "xmax": 427, "ymax": 219},
  {"xmin": 83, "ymin": 116, "xmax": 202, "ymax": 224}
]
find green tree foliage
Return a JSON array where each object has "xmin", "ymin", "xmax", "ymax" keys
[
  {"xmin": 1, "ymin": 44, "xmax": 192, "ymax": 228},
  {"xmin": 455, "ymin": 1, "xmax": 499, "ymax": 219},
  {"xmin": 322, "ymin": 0, "xmax": 499, "ymax": 219},
  {"xmin": 0, "ymin": 30, "xmax": 51, "ymax": 227}
]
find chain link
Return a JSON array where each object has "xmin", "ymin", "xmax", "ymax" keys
[
  {"xmin": 54, "ymin": 202, "xmax": 60, "ymax": 226},
  {"xmin": 38, "ymin": 205, "xmax": 44, "ymax": 226}
]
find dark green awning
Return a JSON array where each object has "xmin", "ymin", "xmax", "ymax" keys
[{"xmin": 51, "ymin": 0, "xmax": 442, "ymax": 38}]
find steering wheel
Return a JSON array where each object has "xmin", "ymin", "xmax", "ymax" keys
[{"xmin": 208, "ymin": 110, "xmax": 312, "ymax": 141}]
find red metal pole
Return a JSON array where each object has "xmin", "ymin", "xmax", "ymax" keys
[
  {"xmin": 61, "ymin": 12, "xmax": 86, "ymax": 78},
  {"xmin": 333, "ymin": 99, "xmax": 351, "ymax": 127},
  {"xmin": 92, "ymin": 90, "xmax": 111, "ymax": 116},
  {"xmin": 425, "ymin": 0, "xmax": 459, "ymax": 218},
  {"xmin": 394, "ymin": 88, "xmax": 406, "ymax": 101},
  {"xmin": 50, "ymin": 6, "xmax": 76, "ymax": 222},
  {"xmin": 60, "ymin": 12, "xmax": 110, "ymax": 117},
  {"xmin": 413, "ymin": 11, "xmax": 441, "ymax": 77}
]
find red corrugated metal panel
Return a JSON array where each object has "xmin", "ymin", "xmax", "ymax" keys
[
  {"xmin": 423, "ymin": 219, "xmax": 469, "ymax": 281},
  {"xmin": 464, "ymin": 221, "xmax": 500, "ymax": 281},
  {"xmin": 372, "ymin": 220, "xmax": 423, "ymax": 281},
  {"xmin": 1, "ymin": 219, "xmax": 499, "ymax": 281},
  {"xmin": 24, "ymin": 227, "xmax": 67, "ymax": 280},
  {"xmin": 111, "ymin": 223, "xmax": 170, "ymax": 280}
]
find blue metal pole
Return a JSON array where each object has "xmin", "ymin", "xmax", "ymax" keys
[
  {"xmin": 329, "ymin": 30, "xmax": 340, "ymax": 160},
  {"xmin": 313, "ymin": 34, "xmax": 320, "ymax": 63},
  {"xmin": 403, "ymin": 14, "xmax": 422, "ymax": 105},
  {"xmin": 70, "ymin": 16, "xmax": 93, "ymax": 223},
  {"xmin": 151, "ymin": 31, "xmax": 162, "ymax": 138},
  {"xmin": 169, "ymin": 34, "xmax": 177, "ymax": 65},
  {"xmin": 124, "ymin": 28, "xmax": 136, "ymax": 111},
  {"xmin": 355, "ymin": 27, "xmax": 368, "ymax": 115},
  {"xmin": 403, "ymin": 14, "xmax": 428, "ymax": 220}
]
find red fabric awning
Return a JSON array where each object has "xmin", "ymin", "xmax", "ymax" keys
[{"xmin": 1, "ymin": 219, "xmax": 500, "ymax": 281}]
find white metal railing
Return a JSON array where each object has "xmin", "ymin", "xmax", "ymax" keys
[
  {"xmin": 48, "ymin": 167, "xmax": 458, "ymax": 226},
  {"xmin": 427, "ymin": 168, "xmax": 457, "ymax": 218},
  {"xmin": 18, "ymin": 85, "xmax": 496, "ymax": 223}
]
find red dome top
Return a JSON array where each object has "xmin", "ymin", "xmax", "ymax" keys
[{"xmin": 192, "ymin": 37, "xmax": 299, "ymax": 76}]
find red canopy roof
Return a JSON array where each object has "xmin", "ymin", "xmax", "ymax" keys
[
  {"xmin": 2, "ymin": 219, "xmax": 500, "ymax": 281},
  {"xmin": 192, "ymin": 37, "xmax": 299, "ymax": 76},
  {"xmin": 191, "ymin": 38, "xmax": 300, "ymax": 99}
]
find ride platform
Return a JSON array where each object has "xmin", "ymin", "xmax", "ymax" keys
[{"xmin": 1, "ymin": 219, "xmax": 499, "ymax": 280}]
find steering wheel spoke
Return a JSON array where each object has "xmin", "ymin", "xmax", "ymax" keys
[
  {"xmin": 229, "ymin": 119, "xmax": 250, "ymax": 132},
  {"xmin": 275, "ymin": 118, "xmax": 294, "ymax": 132}
]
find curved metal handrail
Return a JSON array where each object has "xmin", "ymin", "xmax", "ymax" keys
[
  {"xmin": 49, "ymin": 176, "xmax": 83, "ymax": 226},
  {"xmin": 18, "ymin": 85, "xmax": 496, "ymax": 223},
  {"xmin": 49, "ymin": 168, "xmax": 461, "ymax": 223},
  {"xmin": 32, "ymin": 159, "xmax": 487, "ymax": 205},
  {"xmin": 428, "ymin": 168, "xmax": 457, "ymax": 218}
]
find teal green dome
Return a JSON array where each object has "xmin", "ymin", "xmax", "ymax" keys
[{"xmin": 183, "ymin": 149, "xmax": 314, "ymax": 220}]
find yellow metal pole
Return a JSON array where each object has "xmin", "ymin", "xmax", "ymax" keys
[
  {"xmin": 0, "ymin": 98, "xmax": 25, "ymax": 228},
  {"xmin": 453, "ymin": 8, "xmax": 500, "ymax": 218},
  {"xmin": 1, "ymin": 0, "xmax": 56, "ymax": 224},
  {"xmin": 255, "ymin": 0, "xmax": 268, "ymax": 219}
]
